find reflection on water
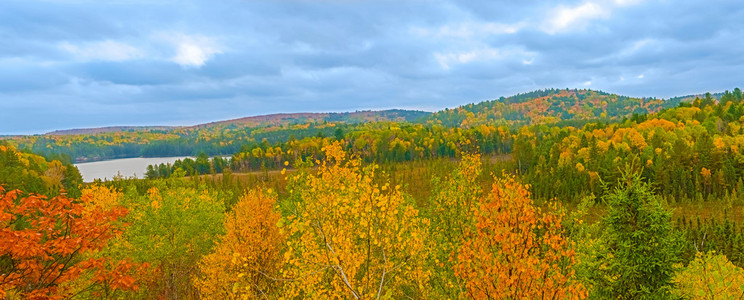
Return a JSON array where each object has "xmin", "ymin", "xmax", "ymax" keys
[{"xmin": 74, "ymin": 157, "xmax": 192, "ymax": 182}]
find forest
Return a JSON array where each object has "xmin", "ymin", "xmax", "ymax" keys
[{"xmin": 2, "ymin": 88, "xmax": 744, "ymax": 299}]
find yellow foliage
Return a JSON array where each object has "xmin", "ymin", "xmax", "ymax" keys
[
  {"xmin": 673, "ymin": 251, "xmax": 744, "ymax": 299},
  {"xmin": 714, "ymin": 137, "xmax": 727, "ymax": 152},
  {"xmin": 81, "ymin": 185, "xmax": 122, "ymax": 211},
  {"xmin": 281, "ymin": 142, "xmax": 430, "ymax": 299},
  {"xmin": 637, "ymin": 118, "xmax": 676, "ymax": 132},
  {"xmin": 194, "ymin": 189, "xmax": 283, "ymax": 299},
  {"xmin": 701, "ymin": 167, "xmax": 712, "ymax": 184}
]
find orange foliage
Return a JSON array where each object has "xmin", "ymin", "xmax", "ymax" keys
[
  {"xmin": 454, "ymin": 176, "xmax": 586, "ymax": 299},
  {"xmin": 0, "ymin": 187, "xmax": 142, "ymax": 299}
]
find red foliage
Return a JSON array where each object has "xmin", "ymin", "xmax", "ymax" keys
[{"xmin": 0, "ymin": 186, "xmax": 142, "ymax": 299}]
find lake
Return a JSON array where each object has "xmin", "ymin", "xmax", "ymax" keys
[{"xmin": 74, "ymin": 156, "xmax": 193, "ymax": 182}]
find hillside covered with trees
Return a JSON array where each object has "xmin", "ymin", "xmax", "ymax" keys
[
  {"xmin": 3, "ymin": 88, "xmax": 744, "ymax": 298},
  {"xmin": 2, "ymin": 89, "xmax": 705, "ymax": 164}
]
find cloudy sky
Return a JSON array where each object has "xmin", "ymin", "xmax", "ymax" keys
[{"xmin": 1, "ymin": 0, "xmax": 743, "ymax": 134}]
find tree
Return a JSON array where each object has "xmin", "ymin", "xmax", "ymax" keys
[
  {"xmin": 145, "ymin": 165, "xmax": 158, "ymax": 179},
  {"xmin": 427, "ymin": 153, "xmax": 483, "ymax": 297},
  {"xmin": 195, "ymin": 152, "xmax": 211, "ymax": 175},
  {"xmin": 281, "ymin": 142, "xmax": 430, "ymax": 298},
  {"xmin": 0, "ymin": 187, "xmax": 141, "ymax": 299},
  {"xmin": 115, "ymin": 180, "xmax": 225, "ymax": 299},
  {"xmin": 588, "ymin": 172, "xmax": 682, "ymax": 298},
  {"xmin": 673, "ymin": 251, "xmax": 744, "ymax": 299},
  {"xmin": 194, "ymin": 189, "xmax": 283, "ymax": 298},
  {"xmin": 454, "ymin": 175, "xmax": 586, "ymax": 299}
]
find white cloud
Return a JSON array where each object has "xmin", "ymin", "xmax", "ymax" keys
[
  {"xmin": 614, "ymin": 0, "xmax": 645, "ymax": 7},
  {"xmin": 434, "ymin": 47, "xmax": 535, "ymax": 70},
  {"xmin": 161, "ymin": 33, "xmax": 223, "ymax": 68},
  {"xmin": 438, "ymin": 22, "xmax": 524, "ymax": 38},
  {"xmin": 637, "ymin": 74, "xmax": 645, "ymax": 79},
  {"xmin": 583, "ymin": 80, "xmax": 593, "ymax": 86},
  {"xmin": 59, "ymin": 40, "xmax": 143, "ymax": 61},
  {"xmin": 542, "ymin": 0, "xmax": 647, "ymax": 34},
  {"xmin": 544, "ymin": 2, "xmax": 609, "ymax": 34},
  {"xmin": 435, "ymin": 48, "xmax": 500, "ymax": 70},
  {"xmin": 412, "ymin": 21, "xmax": 524, "ymax": 39}
]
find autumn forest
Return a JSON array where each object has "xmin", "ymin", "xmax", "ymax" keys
[{"xmin": 4, "ymin": 88, "xmax": 744, "ymax": 299}]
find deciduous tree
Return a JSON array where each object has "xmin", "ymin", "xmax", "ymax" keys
[
  {"xmin": 195, "ymin": 189, "xmax": 283, "ymax": 299},
  {"xmin": 454, "ymin": 176, "xmax": 586, "ymax": 299},
  {"xmin": 0, "ymin": 187, "xmax": 140, "ymax": 299},
  {"xmin": 281, "ymin": 142, "xmax": 430, "ymax": 298}
]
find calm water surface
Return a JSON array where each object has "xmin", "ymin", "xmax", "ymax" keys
[{"xmin": 74, "ymin": 157, "xmax": 192, "ymax": 182}]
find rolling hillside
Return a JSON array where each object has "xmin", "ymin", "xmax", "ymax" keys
[
  {"xmin": 189, "ymin": 109, "xmax": 431, "ymax": 129},
  {"xmin": 3, "ymin": 88, "xmax": 719, "ymax": 163},
  {"xmin": 427, "ymin": 88, "xmax": 684, "ymax": 127}
]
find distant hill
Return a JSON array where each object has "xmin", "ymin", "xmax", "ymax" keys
[
  {"xmin": 5, "ymin": 88, "xmax": 729, "ymax": 163},
  {"xmin": 41, "ymin": 110, "xmax": 431, "ymax": 136},
  {"xmin": 47, "ymin": 126, "xmax": 178, "ymax": 135},
  {"xmin": 190, "ymin": 109, "xmax": 431, "ymax": 129},
  {"xmin": 3, "ymin": 109, "xmax": 432, "ymax": 163},
  {"xmin": 426, "ymin": 88, "xmax": 683, "ymax": 127}
]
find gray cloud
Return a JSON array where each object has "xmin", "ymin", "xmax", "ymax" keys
[{"xmin": 1, "ymin": 0, "xmax": 743, "ymax": 134}]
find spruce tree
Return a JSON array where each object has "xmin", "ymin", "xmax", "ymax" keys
[{"xmin": 590, "ymin": 171, "xmax": 682, "ymax": 299}]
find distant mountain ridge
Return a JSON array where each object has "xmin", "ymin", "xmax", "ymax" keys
[
  {"xmin": 5, "ymin": 87, "xmax": 730, "ymax": 164},
  {"xmin": 43, "ymin": 110, "xmax": 432, "ymax": 136},
  {"xmin": 47, "ymin": 126, "xmax": 178, "ymax": 135},
  {"xmin": 38, "ymin": 89, "xmax": 707, "ymax": 136},
  {"xmin": 189, "ymin": 109, "xmax": 431, "ymax": 129}
]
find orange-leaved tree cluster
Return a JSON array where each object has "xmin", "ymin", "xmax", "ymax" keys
[
  {"xmin": 0, "ymin": 186, "xmax": 145, "ymax": 299},
  {"xmin": 454, "ymin": 176, "xmax": 586, "ymax": 299}
]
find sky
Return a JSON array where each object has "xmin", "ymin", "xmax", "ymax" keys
[{"xmin": 1, "ymin": 0, "xmax": 743, "ymax": 135}]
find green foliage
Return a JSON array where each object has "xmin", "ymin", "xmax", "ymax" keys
[
  {"xmin": 111, "ymin": 178, "xmax": 225, "ymax": 298},
  {"xmin": 677, "ymin": 212, "xmax": 744, "ymax": 268},
  {"xmin": 426, "ymin": 153, "xmax": 483, "ymax": 297},
  {"xmin": 7, "ymin": 110, "xmax": 430, "ymax": 163},
  {"xmin": 586, "ymin": 171, "xmax": 682, "ymax": 299},
  {"xmin": 0, "ymin": 142, "xmax": 82, "ymax": 197}
]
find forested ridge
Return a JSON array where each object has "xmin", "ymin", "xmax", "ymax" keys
[
  {"xmin": 4, "ymin": 110, "xmax": 430, "ymax": 163},
  {"xmin": 3, "ymin": 88, "xmax": 744, "ymax": 298},
  {"xmin": 3, "ymin": 89, "xmax": 698, "ymax": 164}
]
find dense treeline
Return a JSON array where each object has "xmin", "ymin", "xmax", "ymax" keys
[
  {"xmin": 0, "ymin": 141, "xmax": 82, "ymax": 197},
  {"xmin": 515, "ymin": 89, "xmax": 744, "ymax": 203},
  {"xmin": 4, "ymin": 89, "xmax": 690, "ymax": 164},
  {"xmin": 5, "ymin": 143, "xmax": 744, "ymax": 298},
  {"xmin": 6, "ymin": 111, "xmax": 429, "ymax": 163},
  {"xmin": 141, "ymin": 122, "xmax": 513, "ymax": 178},
  {"xmin": 16, "ymin": 123, "xmax": 342, "ymax": 163}
]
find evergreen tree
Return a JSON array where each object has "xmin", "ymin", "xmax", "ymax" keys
[{"xmin": 588, "ymin": 171, "xmax": 682, "ymax": 299}]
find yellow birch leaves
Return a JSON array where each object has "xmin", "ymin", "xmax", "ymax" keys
[
  {"xmin": 195, "ymin": 189, "xmax": 283, "ymax": 299},
  {"xmin": 281, "ymin": 142, "xmax": 430, "ymax": 299}
]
